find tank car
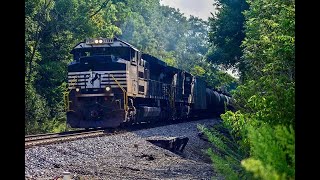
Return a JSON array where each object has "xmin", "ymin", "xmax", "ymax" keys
[{"xmin": 65, "ymin": 37, "xmax": 231, "ymax": 128}]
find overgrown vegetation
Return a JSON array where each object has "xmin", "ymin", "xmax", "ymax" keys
[
  {"xmin": 25, "ymin": 0, "xmax": 235, "ymax": 134},
  {"xmin": 200, "ymin": 0, "xmax": 295, "ymax": 179}
]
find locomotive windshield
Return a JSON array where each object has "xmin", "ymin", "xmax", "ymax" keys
[{"xmin": 73, "ymin": 47, "xmax": 134, "ymax": 62}]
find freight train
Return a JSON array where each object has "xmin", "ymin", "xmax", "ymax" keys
[{"xmin": 65, "ymin": 37, "xmax": 232, "ymax": 128}]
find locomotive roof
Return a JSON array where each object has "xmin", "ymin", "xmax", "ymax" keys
[
  {"xmin": 141, "ymin": 53, "xmax": 167, "ymax": 67},
  {"xmin": 70, "ymin": 37, "xmax": 140, "ymax": 54}
]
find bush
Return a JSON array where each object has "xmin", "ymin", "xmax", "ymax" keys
[
  {"xmin": 25, "ymin": 84, "xmax": 50, "ymax": 135},
  {"xmin": 198, "ymin": 124, "xmax": 250, "ymax": 180},
  {"xmin": 242, "ymin": 124, "xmax": 295, "ymax": 180}
]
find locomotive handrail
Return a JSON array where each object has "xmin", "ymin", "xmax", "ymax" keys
[
  {"xmin": 110, "ymin": 74, "xmax": 128, "ymax": 112},
  {"xmin": 63, "ymin": 77, "xmax": 77, "ymax": 112}
]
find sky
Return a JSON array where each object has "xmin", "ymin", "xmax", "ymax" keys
[
  {"xmin": 159, "ymin": 0, "xmax": 217, "ymax": 21},
  {"xmin": 160, "ymin": 0, "xmax": 238, "ymax": 78}
]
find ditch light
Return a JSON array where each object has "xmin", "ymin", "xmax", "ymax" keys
[
  {"xmin": 105, "ymin": 86, "xmax": 111, "ymax": 92},
  {"xmin": 86, "ymin": 38, "xmax": 114, "ymax": 45}
]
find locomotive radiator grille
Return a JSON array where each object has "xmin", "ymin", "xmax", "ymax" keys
[{"xmin": 68, "ymin": 71, "xmax": 128, "ymax": 90}]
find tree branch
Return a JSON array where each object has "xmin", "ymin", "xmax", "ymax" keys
[{"xmin": 90, "ymin": 0, "xmax": 111, "ymax": 18}]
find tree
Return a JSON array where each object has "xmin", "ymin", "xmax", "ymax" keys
[
  {"xmin": 202, "ymin": 0, "xmax": 295, "ymax": 179},
  {"xmin": 25, "ymin": 0, "xmax": 130, "ymax": 134},
  {"xmin": 25, "ymin": 0, "xmax": 55, "ymax": 134},
  {"xmin": 206, "ymin": 0, "xmax": 248, "ymax": 76},
  {"xmin": 25, "ymin": 0, "xmax": 55, "ymax": 84}
]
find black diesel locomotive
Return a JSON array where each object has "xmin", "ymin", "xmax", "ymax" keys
[{"xmin": 65, "ymin": 37, "xmax": 231, "ymax": 128}]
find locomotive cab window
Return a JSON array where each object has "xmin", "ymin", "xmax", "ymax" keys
[
  {"xmin": 139, "ymin": 71, "xmax": 144, "ymax": 78},
  {"xmin": 131, "ymin": 51, "xmax": 138, "ymax": 65},
  {"xmin": 139, "ymin": 57, "xmax": 144, "ymax": 67},
  {"xmin": 139, "ymin": 85, "xmax": 144, "ymax": 93},
  {"xmin": 73, "ymin": 47, "xmax": 133, "ymax": 61}
]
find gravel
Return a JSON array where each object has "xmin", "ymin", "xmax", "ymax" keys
[{"xmin": 25, "ymin": 118, "xmax": 221, "ymax": 180}]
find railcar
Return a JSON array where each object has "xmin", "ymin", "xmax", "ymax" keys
[{"xmin": 65, "ymin": 37, "xmax": 231, "ymax": 128}]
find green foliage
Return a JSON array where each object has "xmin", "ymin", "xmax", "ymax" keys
[
  {"xmin": 241, "ymin": 158, "xmax": 286, "ymax": 180},
  {"xmin": 207, "ymin": 111, "xmax": 295, "ymax": 180},
  {"xmin": 199, "ymin": 62, "xmax": 238, "ymax": 92},
  {"xmin": 221, "ymin": 111, "xmax": 247, "ymax": 138},
  {"xmin": 206, "ymin": 0, "xmax": 248, "ymax": 73},
  {"xmin": 25, "ymin": 0, "xmax": 130, "ymax": 135},
  {"xmin": 119, "ymin": 1, "xmax": 218, "ymax": 80},
  {"xmin": 42, "ymin": 117, "xmax": 67, "ymax": 133},
  {"xmin": 25, "ymin": 0, "xmax": 55, "ymax": 84},
  {"xmin": 204, "ymin": 0, "xmax": 295, "ymax": 179},
  {"xmin": 213, "ymin": 70, "xmax": 238, "ymax": 92},
  {"xmin": 241, "ymin": 124, "xmax": 295, "ymax": 180},
  {"xmin": 162, "ymin": 51, "xmax": 178, "ymax": 67},
  {"xmin": 198, "ymin": 124, "xmax": 249, "ymax": 180},
  {"xmin": 25, "ymin": 84, "xmax": 50, "ymax": 135},
  {"xmin": 190, "ymin": 65, "xmax": 206, "ymax": 77},
  {"xmin": 241, "ymin": 0, "xmax": 295, "ymax": 81}
]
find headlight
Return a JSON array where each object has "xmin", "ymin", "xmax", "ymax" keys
[
  {"xmin": 105, "ymin": 86, "xmax": 111, "ymax": 91},
  {"xmin": 98, "ymin": 39, "xmax": 103, "ymax": 43},
  {"xmin": 94, "ymin": 39, "xmax": 99, "ymax": 44},
  {"xmin": 76, "ymin": 88, "xmax": 80, "ymax": 92}
]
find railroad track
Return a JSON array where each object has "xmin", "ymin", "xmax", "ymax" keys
[
  {"xmin": 25, "ymin": 129, "xmax": 113, "ymax": 149},
  {"xmin": 25, "ymin": 117, "xmax": 215, "ymax": 149}
]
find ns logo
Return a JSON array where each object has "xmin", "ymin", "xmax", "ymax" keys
[
  {"xmin": 90, "ymin": 73, "xmax": 100, "ymax": 84},
  {"xmin": 88, "ymin": 71, "xmax": 101, "ymax": 88}
]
